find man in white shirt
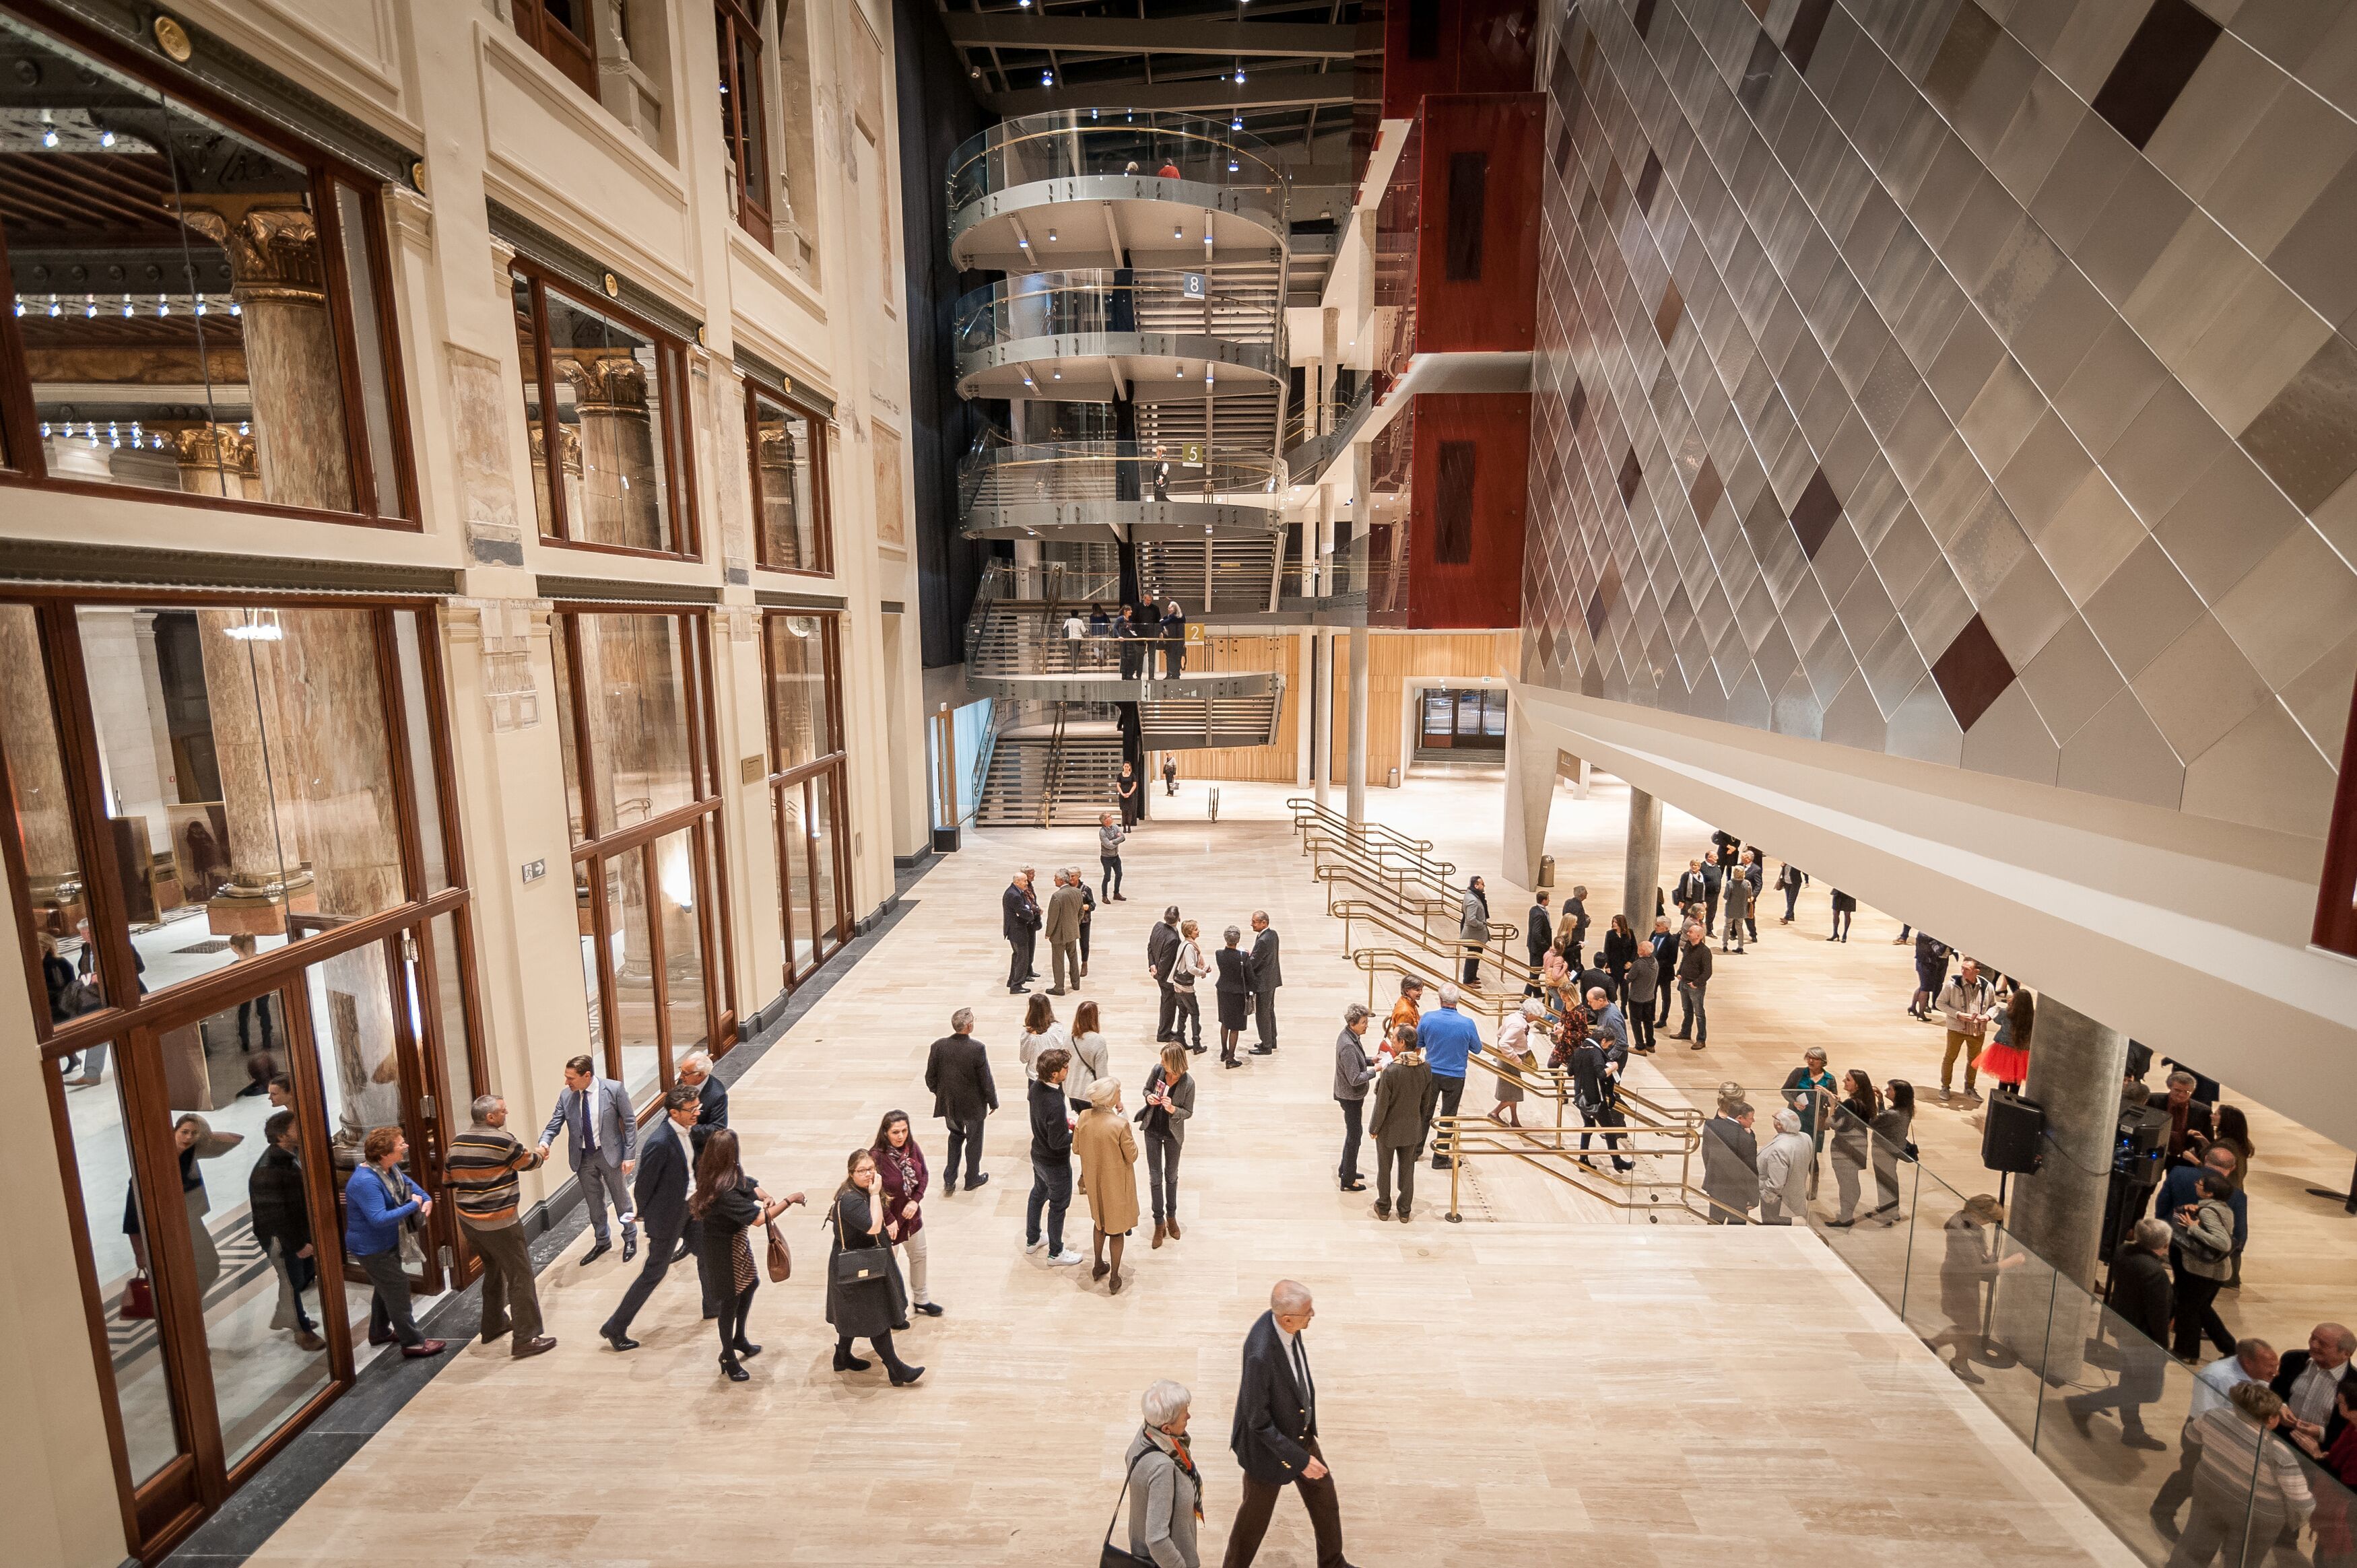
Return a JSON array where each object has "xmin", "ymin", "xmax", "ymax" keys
[
  {"xmin": 1061, "ymin": 609, "xmax": 1086, "ymax": 669},
  {"xmin": 2277, "ymin": 1323, "xmax": 2356, "ymax": 1441},
  {"xmin": 2153, "ymin": 1337, "xmax": 2279, "ymax": 1537}
]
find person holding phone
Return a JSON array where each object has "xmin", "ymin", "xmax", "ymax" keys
[{"xmin": 826, "ymin": 1148, "xmax": 924, "ymax": 1384}]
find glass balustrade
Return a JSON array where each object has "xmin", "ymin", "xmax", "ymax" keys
[
  {"xmin": 960, "ymin": 440, "xmax": 1286, "ymax": 516},
  {"xmin": 947, "ymin": 110, "xmax": 1290, "ymax": 233},
  {"xmin": 952, "ymin": 271, "xmax": 1282, "ymax": 366}
]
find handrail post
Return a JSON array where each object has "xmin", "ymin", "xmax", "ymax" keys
[{"xmin": 1447, "ymin": 1130, "xmax": 1462, "ymax": 1223}]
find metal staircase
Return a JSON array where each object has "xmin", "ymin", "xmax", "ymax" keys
[{"xmin": 1136, "ymin": 532, "xmax": 1284, "ymax": 617}]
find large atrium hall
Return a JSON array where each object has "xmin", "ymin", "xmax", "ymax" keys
[{"xmin": 3, "ymin": 2, "xmax": 2355, "ymax": 1567}]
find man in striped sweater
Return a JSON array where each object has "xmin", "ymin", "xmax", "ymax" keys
[{"xmin": 445, "ymin": 1094, "xmax": 557, "ymax": 1359}]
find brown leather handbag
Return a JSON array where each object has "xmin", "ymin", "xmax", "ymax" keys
[{"xmin": 765, "ymin": 1219, "xmax": 791, "ymax": 1283}]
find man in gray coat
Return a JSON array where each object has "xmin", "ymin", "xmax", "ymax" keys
[
  {"xmin": 1044, "ymin": 869, "xmax": 1086, "ymax": 994},
  {"xmin": 1721, "ymin": 860, "xmax": 1752, "ymax": 953},
  {"xmin": 1098, "ymin": 812, "xmax": 1128, "ymax": 901},
  {"xmin": 1333, "ymin": 1003, "xmax": 1379, "ymax": 1192},
  {"xmin": 1458, "ymin": 876, "xmax": 1490, "ymax": 986},
  {"xmin": 537, "ymin": 1053, "xmax": 638, "ymax": 1263},
  {"xmin": 1248, "ymin": 910, "xmax": 1282, "ymax": 1054}
]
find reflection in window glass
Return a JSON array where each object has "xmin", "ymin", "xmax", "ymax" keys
[
  {"xmin": 59, "ymin": 1058, "xmax": 190, "ymax": 1487},
  {"xmin": 575, "ymin": 613, "xmax": 696, "ymax": 833},
  {"xmin": 424, "ymin": 914, "xmax": 480, "ymax": 1101},
  {"xmin": 0, "ymin": 605, "xmax": 100, "ymax": 1019},
  {"xmin": 550, "ymin": 618, "xmax": 587, "ymax": 842},
  {"xmin": 514, "ymin": 274, "xmax": 560, "ymax": 537},
  {"xmin": 334, "ymin": 183, "xmax": 405, "ymax": 518},
  {"xmin": 778, "ymin": 784, "xmax": 811, "ymax": 976},
  {"xmin": 604, "ymin": 847, "xmax": 660, "ymax": 1107},
  {"xmin": 811, "ymin": 771, "xmax": 838, "ymax": 957},
  {"xmin": 657, "ymin": 825, "xmax": 707, "ymax": 1060},
  {"xmin": 392, "ymin": 611, "xmax": 449, "ymax": 894},
  {"xmin": 766, "ymin": 613, "xmax": 830, "ymax": 770},
  {"xmin": 1, "ymin": 13, "xmax": 362, "ymax": 512},
  {"xmin": 576, "ymin": 859, "xmax": 603, "ymax": 1056},
  {"xmin": 751, "ymin": 393, "xmax": 821, "ymax": 570},
  {"xmin": 542, "ymin": 289, "xmax": 675, "ymax": 551}
]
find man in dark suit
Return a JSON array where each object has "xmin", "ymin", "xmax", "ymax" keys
[
  {"xmin": 599, "ymin": 1085, "xmax": 703, "ymax": 1350},
  {"xmin": 677, "ymin": 1050, "xmax": 727, "ymax": 1128},
  {"xmin": 1225, "ymin": 1279, "xmax": 1350, "ymax": 1568},
  {"xmin": 1149, "ymin": 906, "xmax": 1184, "ymax": 1043},
  {"xmin": 1700, "ymin": 1101, "xmax": 1757, "ymax": 1222},
  {"xmin": 1673, "ymin": 860, "xmax": 1710, "ymax": 928},
  {"xmin": 1003, "ymin": 870, "xmax": 1039, "ymax": 994},
  {"xmin": 1523, "ymin": 890, "xmax": 1552, "ymax": 997},
  {"xmin": 925, "ymin": 1007, "xmax": 999, "ymax": 1192},
  {"xmin": 536, "ymin": 1054, "xmax": 638, "ymax": 1263},
  {"xmin": 2063, "ymin": 1217, "xmax": 2173, "ymax": 1449},
  {"xmin": 2271, "ymin": 1322, "xmax": 2355, "ymax": 1452},
  {"xmin": 1248, "ymin": 911, "xmax": 1282, "ymax": 1054},
  {"xmin": 1700, "ymin": 858, "xmax": 1723, "ymax": 938}
]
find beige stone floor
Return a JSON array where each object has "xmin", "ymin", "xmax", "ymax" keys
[{"xmin": 244, "ymin": 778, "xmax": 2181, "ymax": 1567}]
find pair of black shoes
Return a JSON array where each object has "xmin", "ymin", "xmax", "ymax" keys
[
  {"xmin": 720, "ymin": 1338, "xmax": 762, "ymax": 1382},
  {"xmin": 1249, "ymin": 1044, "xmax": 1275, "ymax": 1055},
  {"xmin": 943, "ymin": 1172, "xmax": 990, "ymax": 1194}
]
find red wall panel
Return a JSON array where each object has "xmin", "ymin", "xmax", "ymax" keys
[
  {"xmin": 1414, "ymin": 94, "xmax": 1543, "ymax": 353},
  {"xmin": 1381, "ymin": 0, "xmax": 1539, "ymax": 119},
  {"xmin": 1404, "ymin": 393, "xmax": 1529, "ymax": 630}
]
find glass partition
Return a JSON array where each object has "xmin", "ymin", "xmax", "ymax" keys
[
  {"xmin": 959, "ymin": 440, "xmax": 1286, "ymax": 516},
  {"xmin": 747, "ymin": 386, "xmax": 828, "ymax": 574},
  {"xmin": 946, "ymin": 110, "xmax": 1290, "ymax": 230},
  {"xmin": 952, "ymin": 271, "xmax": 1282, "ymax": 363}
]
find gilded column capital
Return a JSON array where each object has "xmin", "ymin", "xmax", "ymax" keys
[{"xmin": 177, "ymin": 198, "xmax": 329, "ymax": 306}]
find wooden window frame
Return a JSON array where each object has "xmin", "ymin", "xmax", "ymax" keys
[
  {"xmin": 1, "ymin": 590, "xmax": 483, "ymax": 1563},
  {"xmin": 0, "ymin": 5, "xmax": 421, "ymax": 530},
  {"xmin": 742, "ymin": 374, "xmax": 834, "ymax": 577},
  {"xmin": 554, "ymin": 607, "xmax": 738, "ymax": 1098},
  {"xmin": 715, "ymin": 0, "xmax": 775, "ymax": 247},
  {"xmin": 760, "ymin": 609, "xmax": 851, "ymax": 986},
  {"xmin": 512, "ymin": 0, "xmax": 601, "ymax": 98},
  {"xmin": 512, "ymin": 262, "xmax": 702, "ymax": 561}
]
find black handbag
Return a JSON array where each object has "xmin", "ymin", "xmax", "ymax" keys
[
  {"xmin": 1099, "ymin": 1445, "xmax": 1155, "ymax": 1567},
  {"xmin": 829, "ymin": 1202, "xmax": 892, "ymax": 1287}
]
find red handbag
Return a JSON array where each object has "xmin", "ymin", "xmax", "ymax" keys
[{"xmin": 119, "ymin": 1274, "xmax": 155, "ymax": 1321}]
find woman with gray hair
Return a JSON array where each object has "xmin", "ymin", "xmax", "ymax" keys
[
  {"xmin": 1073, "ymin": 1077, "xmax": 1141, "ymax": 1291},
  {"xmin": 1756, "ymin": 1107, "xmax": 1813, "ymax": 1224},
  {"xmin": 1214, "ymin": 924, "xmax": 1252, "ymax": 1066},
  {"xmin": 1108, "ymin": 1379, "xmax": 1203, "ymax": 1566}
]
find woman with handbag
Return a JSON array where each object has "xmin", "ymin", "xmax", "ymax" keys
[
  {"xmin": 1073, "ymin": 1078, "xmax": 1141, "ymax": 1293},
  {"xmin": 689, "ymin": 1128, "xmax": 800, "ymax": 1383},
  {"xmin": 1869, "ymin": 1080, "xmax": 1915, "ymax": 1223},
  {"xmin": 1137, "ymin": 1044, "xmax": 1194, "ymax": 1248},
  {"xmin": 1110, "ymin": 1378, "xmax": 1203, "ymax": 1566},
  {"xmin": 1170, "ymin": 919, "xmax": 1209, "ymax": 1054},
  {"xmin": 871, "ymin": 1110, "xmax": 943, "ymax": 1318},
  {"xmin": 826, "ymin": 1148, "xmax": 924, "ymax": 1384}
]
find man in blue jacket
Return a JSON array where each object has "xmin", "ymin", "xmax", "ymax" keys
[
  {"xmin": 1416, "ymin": 983, "xmax": 1482, "ymax": 1171},
  {"xmin": 344, "ymin": 1126, "xmax": 444, "ymax": 1358}
]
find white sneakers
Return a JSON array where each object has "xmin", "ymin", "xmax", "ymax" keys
[
  {"xmin": 1025, "ymin": 1237, "xmax": 1047, "ymax": 1254},
  {"xmin": 1049, "ymin": 1249, "xmax": 1086, "ymax": 1266}
]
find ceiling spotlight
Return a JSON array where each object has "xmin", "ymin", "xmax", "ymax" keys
[
  {"xmin": 1229, "ymin": 160, "xmax": 1240, "ymax": 172},
  {"xmin": 1019, "ymin": 236, "xmax": 1031, "ymax": 248},
  {"xmin": 100, "ymin": 130, "xmax": 116, "ymax": 147},
  {"xmin": 1234, "ymin": 69, "xmax": 1247, "ymax": 84},
  {"xmin": 970, "ymin": 66, "xmax": 982, "ymax": 79},
  {"xmin": 42, "ymin": 127, "xmax": 59, "ymax": 148},
  {"xmin": 1232, "ymin": 116, "xmax": 1243, "ymax": 130},
  {"xmin": 1052, "ymin": 369, "xmax": 1062, "ymax": 379},
  {"xmin": 1173, "ymin": 224, "xmax": 1183, "ymax": 238},
  {"xmin": 1041, "ymin": 69, "xmax": 1054, "ymax": 86},
  {"xmin": 1048, "ymin": 228, "xmax": 1057, "ymax": 242}
]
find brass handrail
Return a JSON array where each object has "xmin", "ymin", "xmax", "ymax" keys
[
  {"xmin": 1432, "ymin": 1117, "xmax": 1737, "ymax": 1224},
  {"xmin": 1286, "ymin": 795, "xmax": 1447, "ymax": 864},
  {"xmin": 1328, "ymin": 895, "xmax": 1528, "ymax": 994},
  {"xmin": 1350, "ymin": 949, "xmax": 1523, "ymax": 1018},
  {"xmin": 1300, "ymin": 829, "xmax": 1465, "ymax": 930}
]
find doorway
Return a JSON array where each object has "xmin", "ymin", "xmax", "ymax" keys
[{"xmin": 1416, "ymin": 687, "xmax": 1508, "ymax": 759}]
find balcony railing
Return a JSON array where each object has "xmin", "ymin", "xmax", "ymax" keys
[
  {"xmin": 960, "ymin": 440, "xmax": 1285, "ymax": 518},
  {"xmin": 952, "ymin": 271, "xmax": 1282, "ymax": 367},
  {"xmin": 947, "ymin": 110, "xmax": 1290, "ymax": 233}
]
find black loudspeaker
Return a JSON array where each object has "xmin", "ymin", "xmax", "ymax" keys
[{"xmin": 1982, "ymin": 1087, "xmax": 2046, "ymax": 1174}]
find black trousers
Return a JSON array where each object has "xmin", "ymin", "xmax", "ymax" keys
[
  {"xmin": 1222, "ymin": 1436, "xmax": 1345, "ymax": 1568},
  {"xmin": 1630, "ymin": 999, "xmax": 1657, "ymax": 1050},
  {"xmin": 1101, "ymin": 856, "xmax": 1123, "ymax": 899},
  {"xmin": 1144, "ymin": 1130, "xmax": 1181, "ymax": 1221},
  {"xmin": 1431, "ymin": 1075, "xmax": 1465, "ymax": 1165},
  {"xmin": 1337, "ymin": 1097, "xmax": 1364, "ymax": 1183},
  {"xmin": 1579, "ymin": 1103, "xmax": 1632, "ymax": 1170},
  {"xmin": 716, "ymin": 1277, "xmax": 756, "ymax": 1359},
  {"xmin": 2172, "ymin": 1262, "xmax": 2234, "ymax": 1359},
  {"xmin": 603, "ymin": 1223, "xmax": 681, "ymax": 1338},
  {"xmin": 1007, "ymin": 932, "xmax": 1034, "ymax": 992},
  {"xmin": 1172, "ymin": 988, "xmax": 1202, "ymax": 1048},
  {"xmin": 1156, "ymin": 980, "xmax": 1179, "ymax": 1041},
  {"xmin": 943, "ymin": 1116, "xmax": 985, "ymax": 1186},
  {"xmin": 1704, "ymin": 892, "xmax": 1720, "ymax": 934},
  {"xmin": 1254, "ymin": 990, "xmax": 1278, "ymax": 1048}
]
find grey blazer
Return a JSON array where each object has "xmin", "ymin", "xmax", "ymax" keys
[
  {"xmin": 1124, "ymin": 1426, "xmax": 1202, "ymax": 1568},
  {"xmin": 1141, "ymin": 1064, "xmax": 1197, "ymax": 1147},
  {"xmin": 541, "ymin": 1077, "xmax": 636, "ymax": 1170},
  {"xmin": 1333, "ymin": 1026, "xmax": 1377, "ymax": 1101}
]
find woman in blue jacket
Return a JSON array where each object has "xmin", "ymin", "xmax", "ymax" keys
[{"xmin": 344, "ymin": 1127, "xmax": 444, "ymax": 1358}]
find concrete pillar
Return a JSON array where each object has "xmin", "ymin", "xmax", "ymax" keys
[
  {"xmin": 1310, "ymin": 631, "xmax": 1332, "ymax": 808},
  {"xmin": 1500, "ymin": 702, "xmax": 1554, "ymax": 887},
  {"xmin": 1622, "ymin": 785, "xmax": 1662, "ymax": 935},
  {"xmin": 1572, "ymin": 755, "xmax": 1592, "ymax": 799},
  {"xmin": 1993, "ymin": 994, "xmax": 2129, "ymax": 1383},
  {"xmin": 194, "ymin": 609, "xmax": 314, "ymax": 934},
  {"xmin": 1344, "ymin": 624, "xmax": 1368, "ymax": 823},
  {"xmin": 1294, "ymin": 628, "xmax": 1314, "ymax": 787}
]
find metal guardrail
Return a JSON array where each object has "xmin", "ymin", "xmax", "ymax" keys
[
  {"xmin": 1328, "ymin": 895, "xmax": 1525, "ymax": 994},
  {"xmin": 1286, "ymin": 794, "xmax": 1442, "ymax": 860}
]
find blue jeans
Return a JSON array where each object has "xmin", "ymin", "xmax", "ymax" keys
[
  {"xmin": 1678, "ymin": 980, "xmax": 1706, "ymax": 1042},
  {"xmin": 1026, "ymin": 1157, "xmax": 1072, "ymax": 1253}
]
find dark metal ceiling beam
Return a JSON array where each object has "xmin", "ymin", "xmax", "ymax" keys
[
  {"xmin": 983, "ymin": 68, "xmax": 1352, "ymax": 115},
  {"xmin": 943, "ymin": 15, "xmax": 1356, "ymax": 58}
]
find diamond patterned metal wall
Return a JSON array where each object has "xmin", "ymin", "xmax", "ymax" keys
[{"xmin": 1519, "ymin": 0, "xmax": 2357, "ymax": 838}]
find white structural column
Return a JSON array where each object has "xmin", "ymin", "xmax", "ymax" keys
[
  {"xmin": 1501, "ymin": 697, "xmax": 1556, "ymax": 887},
  {"xmin": 1294, "ymin": 627, "xmax": 1315, "ymax": 788},
  {"xmin": 1345, "ymin": 624, "xmax": 1368, "ymax": 823},
  {"xmin": 1311, "ymin": 630, "xmax": 1333, "ymax": 809},
  {"xmin": 1622, "ymin": 784, "xmax": 1663, "ymax": 934}
]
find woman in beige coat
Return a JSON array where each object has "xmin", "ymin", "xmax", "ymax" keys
[{"xmin": 1072, "ymin": 1077, "xmax": 1141, "ymax": 1293}]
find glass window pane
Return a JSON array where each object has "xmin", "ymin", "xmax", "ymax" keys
[
  {"xmin": 752, "ymin": 394, "xmax": 820, "ymax": 570},
  {"xmin": 542, "ymin": 289, "xmax": 673, "ymax": 551},
  {"xmin": 550, "ymin": 619, "xmax": 587, "ymax": 843},
  {"xmin": 810, "ymin": 770, "xmax": 838, "ymax": 956},
  {"xmin": 735, "ymin": 33, "xmax": 768, "ymax": 197},
  {"xmin": 392, "ymin": 611, "xmax": 449, "ymax": 895},
  {"xmin": 514, "ymin": 274, "xmax": 560, "ymax": 537},
  {"xmin": 575, "ymin": 858, "xmax": 604, "ymax": 1057},
  {"xmin": 655, "ymin": 825, "xmax": 708, "ymax": 1059},
  {"xmin": 162, "ymin": 986, "xmax": 332, "ymax": 1466},
  {"xmin": 574, "ymin": 613, "xmax": 695, "ymax": 834},
  {"xmin": 778, "ymin": 785, "xmax": 811, "ymax": 976},
  {"xmin": 57, "ymin": 1052, "xmax": 191, "ymax": 1487},
  {"xmin": 766, "ymin": 613, "xmax": 828, "ymax": 770},
  {"xmin": 1, "ymin": 605, "xmax": 101, "ymax": 1021},
  {"xmin": 604, "ymin": 847, "xmax": 659, "ymax": 1107},
  {"xmin": 333, "ymin": 183, "xmax": 404, "ymax": 518}
]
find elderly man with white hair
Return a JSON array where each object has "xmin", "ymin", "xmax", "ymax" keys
[
  {"xmin": 675, "ymin": 1049, "xmax": 726, "ymax": 1128},
  {"xmin": 1227, "ymin": 1280, "xmax": 1348, "ymax": 1567},
  {"xmin": 1416, "ymin": 981, "xmax": 1482, "ymax": 1170},
  {"xmin": 1756, "ymin": 1107, "xmax": 1814, "ymax": 1224},
  {"xmin": 1118, "ymin": 1379, "xmax": 1203, "ymax": 1567}
]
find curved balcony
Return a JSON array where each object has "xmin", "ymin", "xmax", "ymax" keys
[
  {"xmin": 948, "ymin": 111, "xmax": 1290, "ymax": 272},
  {"xmin": 958, "ymin": 440, "xmax": 1286, "ymax": 542},
  {"xmin": 952, "ymin": 271, "xmax": 1283, "ymax": 403}
]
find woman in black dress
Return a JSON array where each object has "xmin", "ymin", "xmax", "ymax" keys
[
  {"xmin": 827, "ymin": 1149, "xmax": 925, "ymax": 1385},
  {"xmin": 688, "ymin": 1129, "xmax": 800, "ymax": 1382},
  {"xmin": 1213, "ymin": 924, "xmax": 1251, "ymax": 1068},
  {"xmin": 1828, "ymin": 889, "xmax": 1857, "ymax": 942},
  {"xmin": 1601, "ymin": 914, "xmax": 1637, "ymax": 1000}
]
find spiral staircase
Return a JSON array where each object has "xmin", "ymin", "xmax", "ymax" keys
[{"xmin": 948, "ymin": 111, "xmax": 1294, "ymax": 825}]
